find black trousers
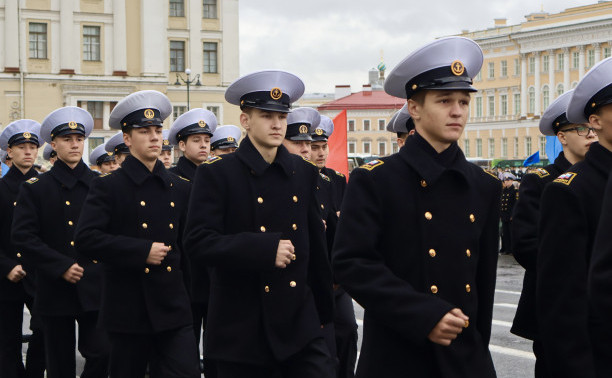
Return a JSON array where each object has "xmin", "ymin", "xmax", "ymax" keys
[
  {"xmin": 533, "ymin": 340, "xmax": 552, "ymax": 378},
  {"xmin": 333, "ymin": 291, "xmax": 358, "ymax": 378},
  {"xmin": 216, "ymin": 337, "xmax": 335, "ymax": 378},
  {"xmin": 0, "ymin": 298, "xmax": 45, "ymax": 378},
  {"xmin": 108, "ymin": 324, "xmax": 200, "ymax": 378},
  {"xmin": 192, "ymin": 301, "xmax": 217, "ymax": 378},
  {"xmin": 42, "ymin": 311, "xmax": 109, "ymax": 378},
  {"xmin": 501, "ymin": 219, "xmax": 512, "ymax": 253}
]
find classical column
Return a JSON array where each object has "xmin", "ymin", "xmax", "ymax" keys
[
  {"xmin": 594, "ymin": 43, "xmax": 601, "ymax": 65},
  {"xmin": 141, "ymin": 0, "xmax": 166, "ymax": 76},
  {"xmin": 4, "ymin": 0, "xmax": 19, "ymax": 72},
  {"xmin": 520, "ymin": 53, "xmax": 527, "ymax": 118},
  {"xmin": 189, "ymin": 0, "xmax": 203, "ymax": 79},
  {"xmin": 548, "ymin": 50, "xmax": 555, "ymax": 99},
  {"xmin": 112, "ymin": 0, "xmax": 127, "ymax": 76},
  {"xmin": 59, "ymin": 0, "xmax": 76, "ymax": 74},
  {"xmin": 221, "ymin": 0, "xmax": 239, "ymax": 85},
  {"xmin": 563, "ymin": 48, "xmax": 570, "ymax": 92},
  {"xmin": 579, "ymin": 45, "xmax": 586, "ymax": 80},
  {"xmin": 534, "ymin": 52, "xmax": 541, "ymax": 116},
  {"xmin": 103, "ymin": 102, "xmax": 111, "ymax": 130}
]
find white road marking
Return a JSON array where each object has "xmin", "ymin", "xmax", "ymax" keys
[
  {"xmin": 492, "ymin": 319, "xmax": 513, "ymax": 328},
  {"xmin": 489, "ymin": 344, "xmax": 535, "ymax": 360},
  {"xmin": 495, "ymin": 289, "xmax": 522, "ymax": 295},
  {"xmin": 494, "ymin": 303, "xmax": 518, "ymax": 309}
]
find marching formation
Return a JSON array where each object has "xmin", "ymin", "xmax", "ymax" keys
[{"xmin": 0, "ymin": 35, "xmax": 612, "ymax": 378}]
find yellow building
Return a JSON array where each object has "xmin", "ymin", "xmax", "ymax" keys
[
  {"xmin": 0, "ymin": 0, "xmax": 240, "ymax": 164},
  {"xmin": 459, "ymin": 1, "xmax": 612, "ymax": 163}
]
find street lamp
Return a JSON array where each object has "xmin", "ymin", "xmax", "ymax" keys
[{"xmin": 174, "ymin": 68, "xmax": 201, "ymax": 110}]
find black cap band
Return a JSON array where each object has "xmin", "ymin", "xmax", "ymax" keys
[
  {"xmin": 120, "ymin": 108, "xmax": 163, "ymax": 130},
  {"xmin": 552, "ymin": 113, "xmax": 572, "ymax": 134},
  {"xmin": 286, "ymin": 122, "xmax": 312, "ymax": 141},
  {"xmin": 8, "ymin": 132, "xmax": 40, "ymax": 147},
  {"xmin": 176, "ymin": 122, "xmax": 213, "ymax": 142},
  {"xmin": 49, "ymin": 150, "xmax": 57, "ymax": 159},
  {"xmin": 96, "ymin": 152, "xmax": 115, "ymax": 166},
  {"xmin": 240, "ymin": 91, "xmax": 292, "ymax": 113},
  {"xmin": 311, "ymin": 128, "xmax": 329, "ymax": 142},
  {"xmin": 50, "ymin": 122, "xmax": 86, "ymax": 139},
  {"xmin": 584, "ymin": 83, "xmax": 612, "ymax": 119},
  {"xmin": 114, "ymin": 143, "xmax": 130, "ymax": 155},
  {"xmin": 404, "ymin": 66, "xmax": 475, "ymax": 99},
  {"xmin": 162, "ymin": 140, "xmax": 173, "ymax": 151},
  {"xmin": 211, "ymin": 138, "xmax": 238, "ymax": 150}
]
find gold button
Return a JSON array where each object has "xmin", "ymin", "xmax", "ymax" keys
[
  {"xmin": 425, "ymin": 212, "xmax": 432, "ymax": 220},
  {"xmin": 466, "ymin": 249, "xmax": 471, "ymax": 257},
  {"xmin": 13, "ymin": 202, "xmax": 16, "ymax": 206},
  {"xmin": 420, "ymin": 179, "xmax": 427, "ymax": 187},
  {"xmin": 469, "ymin": 214, "xmax": 475, "ymax": 223},
  {"xmin": 16, "ymin": 253, "xmax": 21, "ymax": 258},
  {"xmin": 167, "ymin": 266, "xmax": 172, "ymax": 272},
  {"xmin": 144, "ymin": 268, "xmax": 150, "ymax": 273},
  {"xmin": 430, "ymin": 285, "xmax": 438, "ymax": 294},
  {"xmin": 260, "ymin": 226, "xmax": 266, "ymax": 232},
  {"xmin": 68, "ymin": 220, "xmax": 73, "ymax": 226},
  {"xmin": 169, "ymin": 223, "xmax": 174, "ymax": 229},
  {"xmin": 291, "ymin": 254, "xmax": 296, "ymax": 261},
  {"xmin": 170, "ymin": 183, "xmax": 173, "ymax": 187},
  {"xmin": 293, "ymin": 196, "xmax": 298, "ymax": 203},
  {"xmin": 429, "ymin": 249, "xmax": 436, "ymax": 257},
  {"xmin": 93, "ymin": 260, "xmax": 98, "ymax": 264},
  {"xmin": 65, "ymin": 201, "xmax": 70, "ymax": 206},
  {"xmin": 320, "ymin": 204, "xmax": 325, "ymax": 210},
  {"xmin": 168, "ymin": 245, "xmax": 172, "ymax": 251},
  {"xmin": 290, "ymin": 281, "xmax": 297, "ymax": 287},
  {"xmin": 464, "ymin": 320, "xmax": 469, "ymax": 328},
  {"xmin": 70, "ymin": 241, "xmax": 75, "ymax": 247},
  {"xmin": 170, "ymin": 202, "xmax": 175, "ymax": 207},
  {"xmin": 465, "ymin": 284, "xmax": 471, "ymax": 293},
  {"xmin": 292, "ymin": 224, "xmax": 297, "ymax": 230},
  {"xmin": 264, "ymin": 285, "xmax": 270, "ymax": 293},
  {"xmin": 142, "ymin": 223, "xmax": 148, "ymax": 229},
  {"xmin": 140, "ymin": 201, "xmax": 146, "ymax": 206},
  {"xmin": 257, "ymin": 197, "xmax": 263, "ymax": 204}
]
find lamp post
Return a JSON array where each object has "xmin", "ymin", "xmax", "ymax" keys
[{"xmin": 174, "ymin": 68, "xmax": 201, "ymax": 110}]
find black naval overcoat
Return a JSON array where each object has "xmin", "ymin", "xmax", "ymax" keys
[
  {"xmin": 321, "ymin": 166, "xmax": 346, "ymax": 211},
  {"xmin": 183, "ymin": 136, "xmax": 334, "ymax": 365},
  {"xmin": 12, "ymin": 160, "xmax": 103, "ymax": 316},
  {"xmin": 510, "ymin": 153, "xmax": 571, "ymax": 340},
  {"xmin": 74, "ymin": 155, "xmax": 193, "ymax": 334},
  {"xmin": 0, "ymin": 167, "xmax": 38, "ymax": 302},
  {"xmin": 537, "ymin": 142, "xmax": 612, "ymax": 378},
  {"xmin": 500, "ymin": 185, "xmax": 517, "ymax": 222},
  {"xmin": 588, "ymin": 174, "xmax": 612, "ymax": 378},
  {"xmin": 332, "ymin": 134, "xmax": 501, "ymax": 378}
]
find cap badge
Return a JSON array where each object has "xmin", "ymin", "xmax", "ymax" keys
[
  {"xmin": 23, "ymin": 132, "xmax": 31, "ymax": 139},
  {"xmin": 68, "ymin": 121, "xmax": 78, "ymax": 129},
  {"xmin": 107, "ymin": 152, "xmax": 113, "ymax": 156},
  {"xmin": 227, "ymin": 136, "xmax": 235, "ymax": 142},
  {"xmin": 198, "ymin": 120, "xmax": 207, "ymax": 128},
  {"xmin": 144, "ymin": 109, "xmax": 155, "ymax": 119},
  {"xmin": 163, "ymin": 140, "xmax": 170, "ymax": 145},
  {"xmin": 299, "ymin": 125, "xmax": 308, "ymax": 134},
  {"xmin": 270, "ymin": 87, "xmax": 283, "ymax": 101},
  {"xmin": 315, "ymin": 128, "xmax": 324, "ymax": 136},
  {"xmin": 451, "ymin": 60, "xmax": 465, "ymax": 76}
]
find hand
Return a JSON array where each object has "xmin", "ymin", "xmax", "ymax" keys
[
  {"xmin": 62, "ymin": 263, "xmax": 84, "ymax": 284},
  {"xmin": 275, "ymin": 240, "xmax": 295, "ymax": 268},
  {"xmin": 6, "ymin": 265, "xmax": 26, "ymax": 282},
  {"xmin": 146, "ymin": 242, "xmax": 169, "ymax": 265},
  {"xmin": 428, "ymin": 308, "xmax": 469, "ymax": 346}
]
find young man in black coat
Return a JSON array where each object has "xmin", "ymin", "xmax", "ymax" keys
[
  {"xmin": 12, "ymin": 107, "xmax": 109, "ymax": 378},
  {"xmin": 184, "ymin": 70, "xmax": 335, "ymax": 378},
  {"xmin": 537, "ymin": 57, "xmax": 612, "ymax": 378},
  {"xmin": 0, "ymin": 120, "xmax": 45, "ymax": 377},
  {"xmin": 511, "ymin": 89, "xmax": 596, "ymax": 377},
  {"xmin": 332, "ymin": 37, "xmax": 501, "ymax": 378},
  {"xmin": 74, "ymin": 90, "xmax": 200, "ymax": 378}
]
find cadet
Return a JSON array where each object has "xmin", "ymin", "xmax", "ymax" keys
[
  {"xmin": 310, "ymin": 115, "xmax": 358, "ymax": 378},
  {"xmin": 168, "ymin": 108, "xmax": 217, "ymax": 180},
  {"xmin": 1, "ymin": 150, "xmax": 12, "ymax": 168},
  {"xmin": 89, "ymin": 143, "xmax": 118, "ymax": 174},
  {"xmin": 159, "ymin": 129, "xmax": 174, "ymax": 168},
  {"xmin": 74, "ymin": 90, "xmax": 200, "ymax": 378},
  {"xmin": 537, "ymin": 57, "xmax": 612, "ymax": 377},
  {"xmin": 511, "ymin": 89, "xmax": 596, "ymax": 377},
  {"xmin": 210, "ymin": 125, "xmax": 242, "ymax": 156},
  {"xmin": 42, "ymin": 143, "xmax": 57, "ymax": 164},
  {"xmin": 332, "ymin": 37, "xmax": 501, "ymax": 378},
  {"xmin": 12, "ymin": 107, "xmax": 109, "ymax": 378},
  {"xmin": 282, "ymin": 107, "xmax": 320, "ymax": 159},
  {"xmin": 184, "ymin": 70, "xmax": 335, "ymax": 378},
  {"xmin": 0, "ymin": 120, "xmax": 45, "ymax": 378},
  {"xmin": 105, "ymin": 130, "xmax": 131, "ymax": 166},
  {"xmin": 499, "ymin": 172, "xmax": 517, "ymax": 255},
  {"xmin": 386, "ymin": 103, "xmax": 415, "ymax": 149}
]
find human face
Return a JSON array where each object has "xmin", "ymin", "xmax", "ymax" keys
[
  {"xmin": 7, "ymin": 142, "xmax": 38, "ymax": 171},
  {"xmin": 211, "ymin": 147, "xmax": 236, "ymax": 156},
  {"xmin": 589, "ymin": 103, "xmax": 612, "ymax": 152},
  {"xmin": 179, "ymin": 134, "xmax": 211, "ymax": 165},
  {"xmin": 124, "ymin": 126, "xmax": 162, "ymax": 163},
  {"xmin": 99, "ymin": 159, "xmax": 119, "ymax": 174},
  {"xmin": 310, "ymin": 141, "xmax": 329, "ymax": 168},
  {"xmin": 283, "ymin": 139, "xmax": 311, "ymax": 159},
  {"xmin": 159, "ymin": 149, "xmax": 173, "ymax": 168},
  {"xmin": 240, "ymin": 108, "xmax": 287, "ymax": 149},
  {"xmin": 51, "ymin": 134, "xmax": 84, "ymax": 166},
  {"xmin": 409, "ymin": 90, "xmax": 471, "ymax": 150},
  {"xmin": 114, "ymin": 153, "xmax": 127, "ymax": 166},
  {"xmin": 557, "ymin": 124, "xmax": 598, "ymax": 162}
]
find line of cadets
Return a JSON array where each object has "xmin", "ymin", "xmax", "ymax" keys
[{"xmin": 1, "ymin": 34, "xmax": 612, "ymax": 378}]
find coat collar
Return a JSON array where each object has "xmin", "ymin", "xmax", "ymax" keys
[
  {"xmin": 175, "ymin": 156, "xmax": 197, "ymax": 181},
  {"xmin": 121, "ymin": 154, "xmax": 172, "ymax": 187},
  {"xmin": 553, "ymin": 151, "xmax": 572, "ymax": 172},
  {"xmin": 585, "ymin": 142, "xmax": 612, "ymax": 178},
  {"xmin": 235, "ymin": 135, "xmax": 294, "ymax": 177},
  {"xmin": 1, "ymin": 166, "xmax": 38, "ymax": 192},
  {"xmin": 50, "ymin": 159, "xmax": 91, "ymax": 189}
]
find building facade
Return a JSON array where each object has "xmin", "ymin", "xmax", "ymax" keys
[{"xmin": 0, "ymin": 0, "xmax": 240, "ymax": 164}]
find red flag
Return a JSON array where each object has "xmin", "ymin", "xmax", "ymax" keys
[{"xmin": 327, "ymin": 109, "xmax": 348, "ymax": 179}]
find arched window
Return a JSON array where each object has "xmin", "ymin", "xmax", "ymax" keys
[{"xmin": 556, "ymin": 83, "xmax": 564, "ymax": 96}]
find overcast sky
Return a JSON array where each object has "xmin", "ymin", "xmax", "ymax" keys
[{"xmin": 239, "ymin": 0, "xmax": 598, "ymax": 93}]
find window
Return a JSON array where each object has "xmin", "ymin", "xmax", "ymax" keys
[
  {"xmin": 169, "ymin": 0, "xmax": 185, "ymax": 16},
  {"xmin": 488, "ymin": 62, "xmax": 495, "ymax": 79},
  {"xmin": 556, "ymin": 83, "xmax": 564, "ymax": 96},
  {"xmin": 464, "ymin": 139, "xmax": 470, "ymax": 157},
  {"xmin": 475, "ymin": 97, "xmax": 483, "ymax": 117},
  {"xmin": 501, "ymin": 137, "xmax": 508, "ymax": 157},
  {"xmin": 203, "ymin": 42, "xmax": 218, "ymax": 73},
  {"xmin": 173, "ymin": 105, "xmax": 187, "ymax": 119},
  {"xmin": 378, "ymin": 119, "xmax": 385, "ymax": 131},
  {"xmin": 528, "ymin": 87, "xmax": 535, "ymax": 113},
  {"xmin": 500, "ymin": 94, "xmax": 508, "ymax": 116},
  {"xmin": 543, "ymin": 55, "xmax": 549, "ymax": 73},
  {"xmin": 514, "ymin": 137, "xmax": 519, "ymax": 158},
  {"xmin": 605, "ymin": 47, "xmax": 611, "ymax": 59},
  {"xmin": 206, "ymin": 106, "xmax": 219, "ymax": 119},
  {"xmin": 539, "ymin": 136, "xmax": 547, "ymax": 157},
  {"xmin": 529, "ymin": 57, "xmax": 535, "ymax": 74},
  {"xmin": 514, "ymin": 58, "xmax": 520, "ymax": 75},
  {"xmin": 348, "ymin": 141, "xmax": 356, "ymax": 154},
  {"xmin": 378, "ymin": 142, "xmax": 386, "ymax": 156},
  {"xmin": 572, "ymin": 51, "xmax": 579, "ymax": 68},
  {"xmin": 476, "ymin": 138, "xmax": 482, "ymax": 157},
  {"xmin": 557, "ymin": 53, "xmax": 564, "ymax": 70},
  {"xmin": 392, "ymin": 141, "xmax": 398, "ymax": 154},
  {"xmin": 514, "ymin": 93, "xmax": 520, "ymax": 115},
  {"xmin": 348, "ymin": 120, "xmax": 355, "ymax": 132},
  {"xmin": 87, "ymin": 101, "xmax": 103, "ymax": 130},
  {"xmin": 83, "ymin": 26, "xmax": 101, "ymax": 61},
  {"xmin": 363, "ymin": 141, "xmax": 371, "ymax": 154},
  {"xmin": 363, "ymin": 120, "xmax": 370, "ymax": 131},
  {"xmin": 475, "ymin": 71, "xmax": 482, "ymax": 81},
  {"xmin": 588, "ymin": 49, "xmax": 595, "ymax": 67},
  {"xmin": 29, "ymin": 23, "xmax": 47, "ymax": 59},
  {"xmin": 488, "ymin": 96, "xmax": 495, "ymax": 117},
  {"xmin": 501, "ymin": 60, "xmax": 507, "ymax": 77},
  {"xmin": 88, "ymin": 137, "xmax": 104, "ymax": 160},
  {"xmin": 525, "ymin": 136, "xmax": 532, "ymax": 156},
  {"xmin": 203, "ymin": 0, "xmax": 217, "ymax": 19},
  {"xmin": 170, "ymin": 41, "xmax": 185, "ymax": 72},
  {"xmin": 488, "ymin": 138, "xmax": 495, "ymax": 158},
  {"xmin": 542, "ymin": 85, "xmax": 550, "ymax": 110}
]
